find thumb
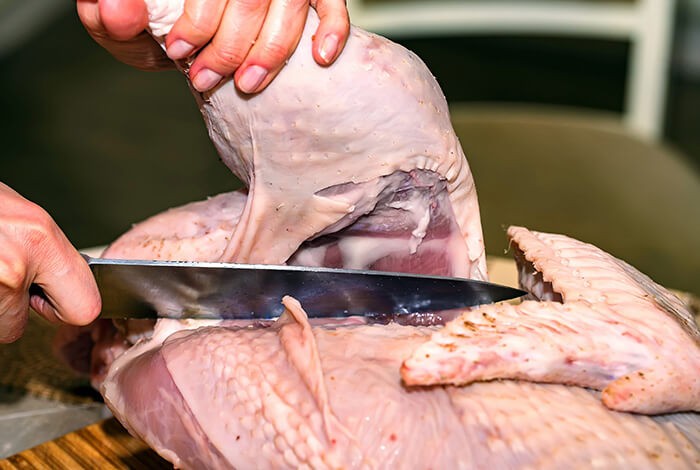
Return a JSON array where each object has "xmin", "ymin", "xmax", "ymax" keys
[
  {"xmin": 98, "ymin": 0, "xmax": 149, "ymax": 41},
  {"xmin": 78, "ymin": 0, "xmax": 172, "ymax": 71},
  {"xmin": 29, "ymin": 227, "xmax": 101, "ymax": 327}
]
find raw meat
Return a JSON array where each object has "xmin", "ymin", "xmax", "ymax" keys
[
  {"xmin": 62, "ymin": 1, "xmax": 700, "ymax": 468},
  {"xmin": 94, "ymin": 194, "xmax": 700, "ymax": 466},
  {"xmin": 99, "ymin": 210, "xmax": 700, "ymax": 467},
  {"xmin": 102, "ymin": 295, "xmax": 700, "ymax": 469},
  {"xmin": 402, "ymin": 226, "xmax": 700, "ymax": 414},
  {"xmin": 143, "ymin": 0, "xmax": 486, "ymax": 279}
]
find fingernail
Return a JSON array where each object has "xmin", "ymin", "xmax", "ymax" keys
[
  {"xmin": 192, "ymin": 68, "xmax": 223, "ymax": 92},
  {"xmin": 237, "ymin": 65, "xmax": 267, "ymax": 94},
  {"xmin": 167, "ymin": 39, "xmax": 195, "ymax": 60},
  {"xmin": 319, "ymin": 34, "xmax": 339, "ymax": 63},
  {"xmin": 29, "ymin": 293, "xmax": 60, "ymax": 321}
]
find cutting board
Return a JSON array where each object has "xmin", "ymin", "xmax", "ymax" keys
[{"xmin": 0, "ymin": 418, "xmax": 169, "ymax": 469}]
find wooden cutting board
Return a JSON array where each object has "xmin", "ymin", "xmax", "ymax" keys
[{"xmin": 0, "ymin": 418, "xmax": 170, "ymax": 469}]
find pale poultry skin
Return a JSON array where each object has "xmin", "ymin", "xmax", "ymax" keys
[
  {"xmin": 97, "ymin": 187, "xmax": 700, "ymax": 468},
  {"xmin": 145, "ymin": 0, "xmax": 485, "ymax": 279},
  {"xmin": 402, "ymin": 226, "xmax": 700, "ymax": 415},
  {"xmin": 103, "ymin": 294, "xmax": 700, "ymax": 469},
  {"xmin": 67, "ymin": 1, "xmax": 700, "ymax": 468}
]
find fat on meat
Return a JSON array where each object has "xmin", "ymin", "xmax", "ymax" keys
[{"xmin": 402, "ymin": 226, "xmax": 700, "ymax": 414}]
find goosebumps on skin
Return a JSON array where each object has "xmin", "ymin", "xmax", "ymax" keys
[
  {"xmin": 103, "ymin": 296, "xmax": 700, "ymax": 468},
  {"xmin": 144, "ymin": 0, "xmax": 486, "ymax": 279},
  {"xmin": 96, "ymin": 197, "xmax": 700, "ymax": 467},
  {"xmin": 402, "ymin": 226, "xmax": 700, "ymax": 415},
  {"xmin": 104, "ymin": 191, "xmax": 247, "ymax": 262}
]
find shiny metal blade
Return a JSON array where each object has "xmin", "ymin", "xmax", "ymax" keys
[{"xmin": 84, "ymin": 255, "xmax": 526, "ymax": 320}]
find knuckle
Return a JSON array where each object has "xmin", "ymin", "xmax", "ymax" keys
[
  {"xmin": 209, "ymin": 42, "xmax": 246, "ymax": 70},
  {"xmin": 181, "ymin": 11, "xmax": 217, "ymax": 41},
  {"xmin": 235, "ymin": 0, "xmax": 268, "ymax": 13},
  {"xmin": 0, "ymin": 255, "xmax": 28, "ymax": 291},
  {"xmin": 20, "ymin": 202, "xmax": 55, "ymax": 245},
  {"xmin": 259, "ymin": 40, "xmax": 292, "ymax": 65}
]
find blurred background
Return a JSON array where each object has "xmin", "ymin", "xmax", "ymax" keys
[{"xmin": 0, "ymin": 0, "xmax": 698, "ymax": 294}]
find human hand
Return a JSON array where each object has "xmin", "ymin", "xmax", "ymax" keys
[
  {"xmin": 0, "ymin": 183, "xmax": 101, "ymax": 343},
  {"xmin": 76, "ymin": 0, "xmax": 175, "ymax": 72},
  {"xmin": 76, "ymin": 0, "xmax": 351, "ymax": 94}
]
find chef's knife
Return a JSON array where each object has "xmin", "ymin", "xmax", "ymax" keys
[{"xmin": 83, "ymin": 255, "xmax": 526, "ymax": 320}]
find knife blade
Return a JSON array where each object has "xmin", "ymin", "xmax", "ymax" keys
[{"xmin": 83, "ymin": 255, "xmax": 526, "ymax": 320}]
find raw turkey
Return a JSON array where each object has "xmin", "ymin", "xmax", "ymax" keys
[
  {"xmin": 57, "ymin": 0, "xmax": 700, "ymax": 468},
  {"xmin": 101, "ymin": 222, "xmax": 700, "ymax": 468},
  {"xmin": 143, "ymin": 0, "xmax": 486, "ymax": 279},
  {"xmin": 402, "ymin": 226, "xmax": 700, "ymax": 415}
]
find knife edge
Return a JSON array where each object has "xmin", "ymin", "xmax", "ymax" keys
[{"xmin": 83, "ymin": 254, "xmax": 527, "ymax": 320}]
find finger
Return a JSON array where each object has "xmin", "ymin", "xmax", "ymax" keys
[
  {"xmin": 0, "ymin": 294, "xmax": 29, "ymax": 343},
  {"xmin": 311, "ymin": 0, "xmax": 350, "ymax": 65},
  {"xmin": 99, "ymin": 0, "xmax": 149, "ymax": 41},
  {"xmin": 0, "ymin": 189, "xmax": 103, "ymax": 327},
  {"xmin": 29, "ymin": 229, "xmax": 102, "ymax": 327},
  {"xmin": 103, "ymin": 32, "xmax": 176, "ymax": 71},
  {"xmin": 77, "ymin": 0, "xmax": 172, "ymax": 71},
  {"xmin": 234, "ymin": 0, "xmax": 309, "ymax": 94},
  {"xmin": 0, "ymin": 251, "xmax": 30, "ymax": 343},
  {"xmin": 165, "ymin": 0, "xmax": 228, "ymax": 60},
  {"xmin": 76, "ymin": 0, "xmax": 102, "ymax": 33},
  {"xmin": 189, "ymin": 0, "xmax": 272, "ymax": 92}
]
